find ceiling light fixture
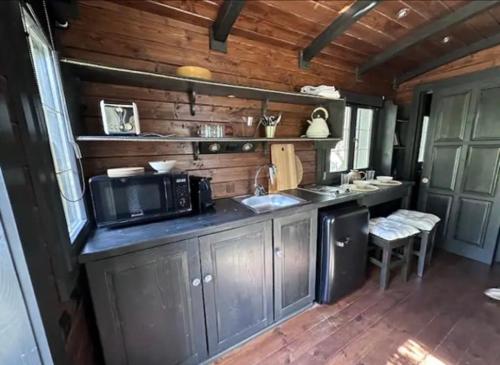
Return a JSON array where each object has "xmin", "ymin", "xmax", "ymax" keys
[
  {"xmin": 442, "ymin": 36, "xmax": 451, "ymax": 44},
  {"xmin": 397, "ymin": 8, "xmax": 410, "ymax": 19}
]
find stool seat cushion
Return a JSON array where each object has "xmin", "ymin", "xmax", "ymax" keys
[
  {"xmin": 387, "ymin": 209, "xmax": 440, "ymax": 231},
  {"xmin": 369, "ymin": 217, "xmax": 420, "ymax": 241}
]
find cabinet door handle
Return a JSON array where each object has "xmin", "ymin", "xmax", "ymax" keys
[
  {"xmin": 192, "ymin": 278, "xmax": 201, "ymax": 287},
  {"xmin": 275, "ymin": 248, "xmax": 283, "ymax": 257},
  {"xmin": 204, "ymin": 274, "xmax": 213, "ymax": 283}
]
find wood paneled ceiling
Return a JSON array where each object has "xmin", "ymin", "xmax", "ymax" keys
[{"xmin": 118, "ymin": 0, "xmax": 500, "ymax": 86}]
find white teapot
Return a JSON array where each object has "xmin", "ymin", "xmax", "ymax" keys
[{"xmin": 306, "ymin": 107, "xmax": 330, "ymax": 138}]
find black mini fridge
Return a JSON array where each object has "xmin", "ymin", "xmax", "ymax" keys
[{"xmin": 316, "ymin": 204, "xmax": 369, "ymax": 304}]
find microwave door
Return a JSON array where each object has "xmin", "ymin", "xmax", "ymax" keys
[{"xmin": 113, "ymin": 177, "xmax": 166, "ymax": 220}]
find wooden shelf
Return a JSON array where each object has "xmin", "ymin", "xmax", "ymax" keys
[
  {"xmin": 61, "ymin": 58, "xmax": 346, "ymax": 106},
  {"xmin": 76, "ymin": 135, "xmax": 340, "ymax": 143},
  {"xmin": 396, "ymin": 119, "xmax": 409, "ymax": 123}
]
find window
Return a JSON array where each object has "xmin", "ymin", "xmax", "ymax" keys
[
  {"xmin": 353, "ymin": 108, "xmax": 374, "ymax": 169},
  {"xmin": 329, "ymin": 106, "xmax": 351, "ymax": 172},
  {"xmin": 418, "ymin": 116, "xmax": 429, "ymax": 163},
  {"xmin": 23, "ymin": 11, "xmax": 87, "ymax": 242},
  {"xmin": 321, "ymin": 105, "xmax": 377, "ymax": 183}
]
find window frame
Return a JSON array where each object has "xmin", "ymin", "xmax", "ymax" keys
[
  {"xmin": 20, "ymin": 5, "xmax": 91, "ymax": 299},
  {"xmin": 319, "ymin": 103, "xmax": 379, "ymax": 185},
  {"xmin": 23, "ymin": 8, "xmax": 88, "ymax": 243}
]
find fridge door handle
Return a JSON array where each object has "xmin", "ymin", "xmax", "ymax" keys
[{"xmin": 336, "ymin": 236, "xmax": 351, "ymax": 247}]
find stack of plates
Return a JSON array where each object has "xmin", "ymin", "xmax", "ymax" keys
[
  {"xmin": 369, "ymin": 180, "xmax": 403, "ymax": 186},
  {"xmin": 347, "ymin": 184, "xmax": 379, "ymax": 192},
  {"xmin": 107, "ymin": 167, "xmax": 145, "ymax": 178}
]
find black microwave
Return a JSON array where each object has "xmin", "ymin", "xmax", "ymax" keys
[{"xmin": 89, "ymin": 172, "xmax": 192, "ymax": 228}]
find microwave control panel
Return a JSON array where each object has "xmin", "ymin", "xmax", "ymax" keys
[{"xmin": 173, "ymin": 176, "xmax": 191, "ymax": 210}]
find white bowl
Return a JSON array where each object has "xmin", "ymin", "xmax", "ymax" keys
[
  {"xmin": 149, "ymin": 160, "xmax": 176, "ymax": 172},
  {"xmin": 353, "ymin": 180, "xmax": 371, "ymax": 186},
  {"xmin": 376, "ymin": 176, "xmax": 394, "ymax": 182}
]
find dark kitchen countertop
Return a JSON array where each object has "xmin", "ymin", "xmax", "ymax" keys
[{"xmin": 80, "ymin": 182, "xmax": 413, "ymax": 263}]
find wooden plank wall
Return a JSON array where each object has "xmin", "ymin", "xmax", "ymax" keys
[
  {"xmin": 396, "ymin": 44, "xmax": 500, "ymax": 105},
  {"xmin": 56, "ymin": 0, "xmax": 394, "ymax": 198}
]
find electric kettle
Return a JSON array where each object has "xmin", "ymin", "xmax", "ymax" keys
[{"xmin": 306, "ymin": 107, "xmax": 330, "ymax": 138}]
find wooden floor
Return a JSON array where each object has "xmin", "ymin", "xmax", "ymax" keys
[{"xmin": 215, "ymin": 251, "xmax": 500, "ymax": 365}]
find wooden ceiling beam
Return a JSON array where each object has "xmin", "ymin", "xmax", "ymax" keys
[
  {"xmin": 210, "ymin": 0, "xmax": 245, "ymax": 53},
  {"xmin": 396, "ymin": 32, "xmax": 500, "ymax": 85},
  {"xmin": 359, "ymin": 0, "xmax": 499, "ymax": 75},
  {"xmin": 299, "ymin": 0, "xmax": 380, "ymax": 68}
]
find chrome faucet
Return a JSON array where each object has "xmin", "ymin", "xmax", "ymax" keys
[{"xmin": 254, "ymin": 163, "xmax": 277, "ymax": 196}]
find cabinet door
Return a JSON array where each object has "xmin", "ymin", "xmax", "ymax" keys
[
  {"xmin": 86, "ymin": 239, "xmax": 207, "ymax": 365},
  {"xmin": 199, "ymin": 222, "xmax": 273, "ymax": 355},
  {"xmin": 273, "ymin": 209, "xmax": 318, "ymax": 320}
]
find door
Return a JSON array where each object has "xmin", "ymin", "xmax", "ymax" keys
[
  {"xmin": 0, "ymin": 173, "xmax": 49, "ymax": 365},
  {"xmin": 199, "ymin": 222, "xmax": 273, "ymax": 355},
  {"xmin": 418, "ymin": 79, "xmax": 500, "ymax": 264},
  {"xmin": 273, "ymin": 209, "xmax": 318, "ymax": 320},
  {"xmin": 86, "ymin": 239, "xmax": 207, "ymax": 365}
]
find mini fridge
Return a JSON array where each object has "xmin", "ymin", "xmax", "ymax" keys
[{"xmin": 316, "ymin": 204, "xmax": 369, "ymax": 304}]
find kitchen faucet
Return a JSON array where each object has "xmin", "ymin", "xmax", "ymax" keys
[{"xmin": 254, "ymin": 163, "xmax": 277, "ymax": 196}]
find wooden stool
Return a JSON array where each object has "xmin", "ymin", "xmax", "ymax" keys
[
  {"xmin": 369, "ymin": 235, "xmax": 415, "ymax": 290},
  {"xmin": 387, "ymin": 210, "xmax": 441, "ymax": 278},
  {"xmin": 368, "ymin": 218, "xmax": 420, "ymax": 290}
]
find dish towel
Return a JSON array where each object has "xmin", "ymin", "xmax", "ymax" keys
[
  {"xmin": 387, "ymin": 209, "xmax": 440, "ymax": 232},
  {"xmin": 300, "ymin": 85, "xmax": 341, "ymax": 99},
  {"xmin": 369, "ymin": 217, "xmax": 420, "ymax": 241}
]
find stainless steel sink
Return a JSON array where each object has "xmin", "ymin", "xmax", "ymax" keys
[{"xmin": 234, "ymin": 194, "xmax": 307, "ymax": 214}]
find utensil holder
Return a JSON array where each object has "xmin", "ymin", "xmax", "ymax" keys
[{"xmin": 265, "ymin": 126, "xmax": 276, "ymax": 138}]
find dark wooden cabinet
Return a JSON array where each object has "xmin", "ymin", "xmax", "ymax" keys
[
  {"xmin": 273, "ymin": 209, "xmax": 318, "ymax": 320},
  {"xmin": 86, "ymin": 239, "xmax": 207, "ymax": 365},
  {"xmin": 199, "ymin": 221, "xmax": 274, "ymax": 355},
  {"xmin": 86, "ymin": 213, "xmax": 318, "ymax": 363}
]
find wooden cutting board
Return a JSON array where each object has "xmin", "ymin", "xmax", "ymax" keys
[{"xmin": 270, "ymin": 144, "xmax": 298, "ymax": 191}]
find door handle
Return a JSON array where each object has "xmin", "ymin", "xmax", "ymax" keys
[
  {"xmin": 336, "ymin": 237, "xmax": 351, "ymax": 247},
  {"xmin": 203, "ymin": 274, "xmax": 213, "ymax": 283},
  {"xmin": 275, "ymin": 248, "xmax": 283, "ymax": 257},
  {"xmin": 422, "ymin": 177, "xmax": 429, "ymax": 184}
]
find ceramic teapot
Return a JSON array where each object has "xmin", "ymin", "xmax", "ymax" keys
[
  {"xmin": 347, "ymin": 169, "xmax": 365, "ymax": 182},
  {"xmin": 306, "ymin": 107, "xmax": 330, "ymax": 138}
]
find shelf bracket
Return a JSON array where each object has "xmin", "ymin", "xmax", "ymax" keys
[
  {"xmin": 189, "ymin": 90, "xmax": 196, "ymax": 116},
  {"xmin": 192, "ymin": 142, "xmax": 200, "ymax": 160}
]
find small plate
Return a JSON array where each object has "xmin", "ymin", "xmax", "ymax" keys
[
  {"xmin": 370, "ymin": 180, "xmax": 403, "ymax": 186},
  {"xmin": 347, "ymin": 184, "xmax": 379, "ymax": 192},
  {"xmin": 107, "ymin": 167, "xmax": 145, "ymax": 178}
]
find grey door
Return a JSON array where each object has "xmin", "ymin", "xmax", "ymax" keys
[
  {"xmin": 273, "ymin": 209, "xmax": 318, "ymax": 320},
  {"xmin": 199, "ymin": 222, "xmax": 273, "ymax": 355},
  {"xmin": 86, "ymin": 239, "xmax": 207, "ymax": 365},
  {"xmin": 0, "ymin": 197, "xmax": 44, "ymax": 365},
  {"xmin": 418, "ymin": 79, "xmax": 500, "ymax": 264}
]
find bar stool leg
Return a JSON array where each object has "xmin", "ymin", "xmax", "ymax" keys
[
  {"xmin": 402, "ymin": 237, "xmax": 414, "ymax": 282},
  {"xmin": 426, "ymin": 226, "xmax": 438, "ymax": 265},
  {"xmin": 417, "ymin": 231, "xmax": 430, "ymax": 278},
  {"xmin": 380, "ymin": 247, "xmax": 391, "ymax": 290}
]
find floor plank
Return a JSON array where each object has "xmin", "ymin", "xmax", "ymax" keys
[{"xmin": 214, "ymin": 251, "xmax": 500, "ymax": 365}]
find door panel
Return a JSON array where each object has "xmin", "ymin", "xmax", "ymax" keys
[
  {"xmin": 472, "ymin": 86, "xmax": 500, "ymax": 140},
  {"xmin": 87, "ymin": 239, "xmax": 207, "ymax": 365},
  {"xmin": 425, "ymin": 193, "xmax": 453, "ymax": 241},
  {"xmin": 434, "ymin": 91, "xmax": 470, "ymax": 142},
  {"xmin": 429, "ymin": 146, "xmax": 461, "ymax": 190},
  {"xmin": 419, "ymin": 78, "xmax": 500, "ymax": 264},
  {"xmin": 462, "ymin": 146, "xmax": 500, "ymax": 196},
  {"xmin": 453, "ymin": 198, "xmax": 492, "ymax": 247},
  {"xmin": 273, "ymin": 210, "xmax": 317, "ymax": 320},
  {"xmin": 199, "ymin": 222, "xmax": 273, "ymax": 356}
]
